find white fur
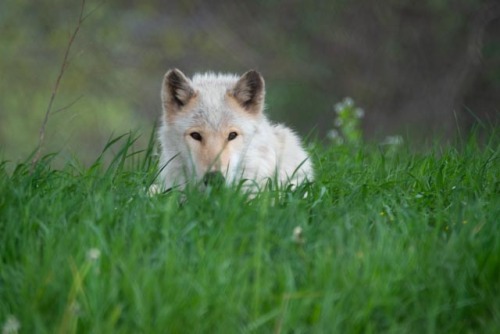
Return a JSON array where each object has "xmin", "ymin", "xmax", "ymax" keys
[{"xmin": 157, "ymin": 71, "xmax": 313, "ymax": 191}]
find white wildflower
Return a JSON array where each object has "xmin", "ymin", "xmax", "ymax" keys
[
  {"xmin": 327, "ymin": 130, "xmax": 344, "ymax": 144},
  {"xmin": 87, "ymin": 248, "xmax": 101, "ymax": 261},
  {"xmin": 293, "ymin": 226, "xmax": 305, "ymax": 245},
  {"xmin": 148, "ymin": 184, "xmax": 161, "ymax": 196},
  {"xmin": 355, "ymin": 107, "xmax": 365, "ymax": 118},
  {"xmin": 344, "ymin": 97, "xmax": 354, "ymax": 107},
  {"xmin": 327, "ymin": 129, "xmax": 340, "ymax": 140},
  {"xmin": 70, "ymin": 301, "xmax": 82, "ymax": 316},
  {"xmin": 2, "ymin": 315, "xmax": 20, "ymax": 334}
]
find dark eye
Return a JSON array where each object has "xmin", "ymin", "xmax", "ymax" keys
[
  {"xmin": 190, "ymin": 132, "xmax": 202, "ymax": 141},
  {"xmin": 228, "ymin": 132, "xmax": 238, "ymax": 141}
]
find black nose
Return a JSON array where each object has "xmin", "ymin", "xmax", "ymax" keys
[{"xmin": 203, "ymin": 171, "xmax": 225, "ymax": 186}]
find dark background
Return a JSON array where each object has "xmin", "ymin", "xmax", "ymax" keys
[{"xmin": 1, "ymin": 0, "xmax": 499, "ymax": 163}]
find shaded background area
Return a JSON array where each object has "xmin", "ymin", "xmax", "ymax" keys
[{"xmin": 1, "ymin": 0, "xmax": 499, "ymax": 163}]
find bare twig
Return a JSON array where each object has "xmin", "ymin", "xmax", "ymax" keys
[
  {"xmin": 31, "ymin": 0, "xmax": 88, "ymax": 169},
  {"xmin": 52, "ymin": 95, "xmax": 84, "ymax": 115}
]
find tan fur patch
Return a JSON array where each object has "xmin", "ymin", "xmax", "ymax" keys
[{"xmin": 184, "ymin": 128, "xmax": 239, "ymax": 176}]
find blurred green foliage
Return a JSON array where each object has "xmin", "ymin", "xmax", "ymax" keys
[
  {"xmin": 0, "ymin": 0, "xmax": 498, "ymax": 163},
  {"xmin": 0, "ymin": 0, "xmax": 149, "ymax": 164}
]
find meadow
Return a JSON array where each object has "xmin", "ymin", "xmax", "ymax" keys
[{"xmin": 0, "ymin": 131, "xmax": 499, "ymax": 333}]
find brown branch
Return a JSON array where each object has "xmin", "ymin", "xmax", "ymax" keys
[{"xmin": 31, "ymin": 0, "xmax": 88, "ymax": 169}]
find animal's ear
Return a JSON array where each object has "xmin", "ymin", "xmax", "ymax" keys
[
  {"xmin": 162, "ymin": 69, "xmax": 195, "ymax": 114},
  {"xmin": 229, "ymin": 70, "xmax": 265, "ymax": 114}
]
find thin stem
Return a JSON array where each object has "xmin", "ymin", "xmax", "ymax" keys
[{"xmin": 32, "ymin": 0, "xmax": 87, "ymax": 169}]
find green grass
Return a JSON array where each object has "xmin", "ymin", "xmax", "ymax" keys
[{"xmin": 1, "ymin": 133, "xmax": 499, "ymax": 333}]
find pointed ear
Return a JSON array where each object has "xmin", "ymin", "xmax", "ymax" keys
[
  {"xmin": 161, "ymin": 69, "xmax": 195, "ymax": 114},
  {"xmin": 229, "ymin": 70, "xmax": 265, "ymax": 114}
]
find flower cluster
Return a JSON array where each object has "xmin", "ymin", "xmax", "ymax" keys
[{"xmin": 327, "ymin": 97, "xmax": 364, "ymax": 145}]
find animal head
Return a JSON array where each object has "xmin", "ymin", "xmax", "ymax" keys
[{"xmin": 161, "ymin": 69, "xmax": 265, "ymax": 185}]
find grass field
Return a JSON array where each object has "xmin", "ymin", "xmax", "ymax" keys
[{"xmin": 1, "ymin": 132, "xmax": 499, "ymax": 333}]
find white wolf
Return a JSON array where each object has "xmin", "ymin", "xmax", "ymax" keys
[{"xmin": 157, "ymin": 69, "xmax": 313, "ymax": 191}]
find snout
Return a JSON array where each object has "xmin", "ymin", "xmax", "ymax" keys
[{"xmin": 203, "ymin": 171, "xmax": 225, "ymax": 187}]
